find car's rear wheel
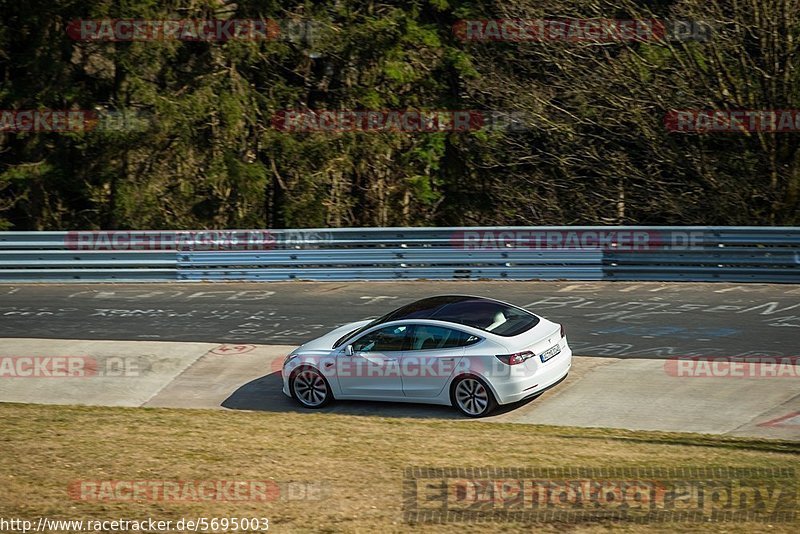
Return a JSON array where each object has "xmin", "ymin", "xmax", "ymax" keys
[
  {"xmin": 451, "ymin": 375, "xmax": 496, "ymax": 417},
  {"xmin": 290, "ymin": 366, "xmax": 333, "ymax": 408}
]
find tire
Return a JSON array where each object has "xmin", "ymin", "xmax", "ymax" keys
[
  {"xmin": 451, "ymin": 375, "xmax": 497, "ymax": 417},
  {"xmin": 290, "ymin": 366, "xmax": 333, "ymax": 409}
]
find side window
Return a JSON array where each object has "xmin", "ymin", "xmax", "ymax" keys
[
  {"xmin": 351, "ymin": 325, "xmax": 408, "ymax": 353},
  {"xmin": 408, "ymin": 325, "xmax": 481, "ymax": 351}
]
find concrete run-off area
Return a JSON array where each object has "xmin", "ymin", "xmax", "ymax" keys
[{"xmin": 0, "ymin": 337, "xmax": 797, "ymax": 441}]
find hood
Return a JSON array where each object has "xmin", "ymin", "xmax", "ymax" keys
[{"xmin": 293, "ymin": 319, "xmax": 372, "ymax": 352}]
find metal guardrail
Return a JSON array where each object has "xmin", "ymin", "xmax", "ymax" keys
[{"xmin": 0, "ymin": 227, "xmax": 797, "ymax": 282}]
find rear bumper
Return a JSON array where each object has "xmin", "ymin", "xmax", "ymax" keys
[{"xmin": 490, "ymin": 344, "xmax": 572, "ymax": 405}]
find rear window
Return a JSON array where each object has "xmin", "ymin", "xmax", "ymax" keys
[{"xmin": 430, "ymin": 301, "xmax": 539, "ymax": 337}]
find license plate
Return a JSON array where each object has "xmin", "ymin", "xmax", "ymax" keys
[{"xmin": 540, "ymin": 344, "xmax": 561, "ymax": 363}]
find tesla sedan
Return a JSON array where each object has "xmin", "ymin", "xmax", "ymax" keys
[{"xmin": 281, "ymin": 295, "xmax": 572, "ymax": 417}]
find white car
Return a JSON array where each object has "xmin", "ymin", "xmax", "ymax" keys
[{"xmin": 282, "ymin": 295, "xmax": 572, "ymax": 417}]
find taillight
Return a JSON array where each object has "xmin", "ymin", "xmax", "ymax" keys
[
  {"xmin": 496, "ymin": 351, "xmax": 535, "ymax": 365},
  {"xmin": 560, "ymin": 324, "xmax": 565, "ymax": 338}
]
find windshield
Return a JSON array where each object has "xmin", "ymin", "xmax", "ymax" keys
[{"xmin": 332, "ymin": 319, "xmax": 382, "ymax": 349}]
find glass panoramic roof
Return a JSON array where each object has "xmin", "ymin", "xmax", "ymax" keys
[
  {"xmin": 334, "ymin": 296, "xmax": 540, "ymax": 347},
  {"xmin": 378, "ymin": 296, "xmax": 540, "ymax": 337}
]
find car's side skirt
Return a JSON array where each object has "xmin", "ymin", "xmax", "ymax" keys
[{"xmin": 333, "ymin": 394, "xmax": 453, "ymax": 406}]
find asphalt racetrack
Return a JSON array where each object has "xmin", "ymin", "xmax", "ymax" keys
[
  {"xmin": 2, "ymin": 280, "xmax": 800, "ymax": 354},
  {"xmin": 1, "ymin": 281, "xmax": 799, "ymax": 440}
]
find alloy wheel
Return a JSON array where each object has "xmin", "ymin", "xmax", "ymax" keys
[
  {"xmin": 292, "ymin": 368, "xmax": 330, "ymax": 407},
  {"xmin": 454, "ymin": 377, "xmax": 491, "ymax": 416}
]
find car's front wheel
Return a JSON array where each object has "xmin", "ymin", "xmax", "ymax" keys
[
  {"xmin": 290, "ymin": 366, "xmax": 333, "ymax": 408},
  {"xmin": 451, "ymin": 375, "xmax": 496, "ymax": 417}
]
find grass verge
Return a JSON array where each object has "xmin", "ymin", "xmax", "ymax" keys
[{"xmin": 0, "ymin": 403, "xmax": 798, "ymax": 533}]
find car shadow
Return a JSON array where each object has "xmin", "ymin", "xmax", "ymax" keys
[{"xmin": 221, "ymin": 371, "xmax": 539, "ymax": 420}]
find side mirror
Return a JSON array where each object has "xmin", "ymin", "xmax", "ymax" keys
[{"xmin": 344, "ymin": 344, "xmax": 354, "ymax": 356}]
